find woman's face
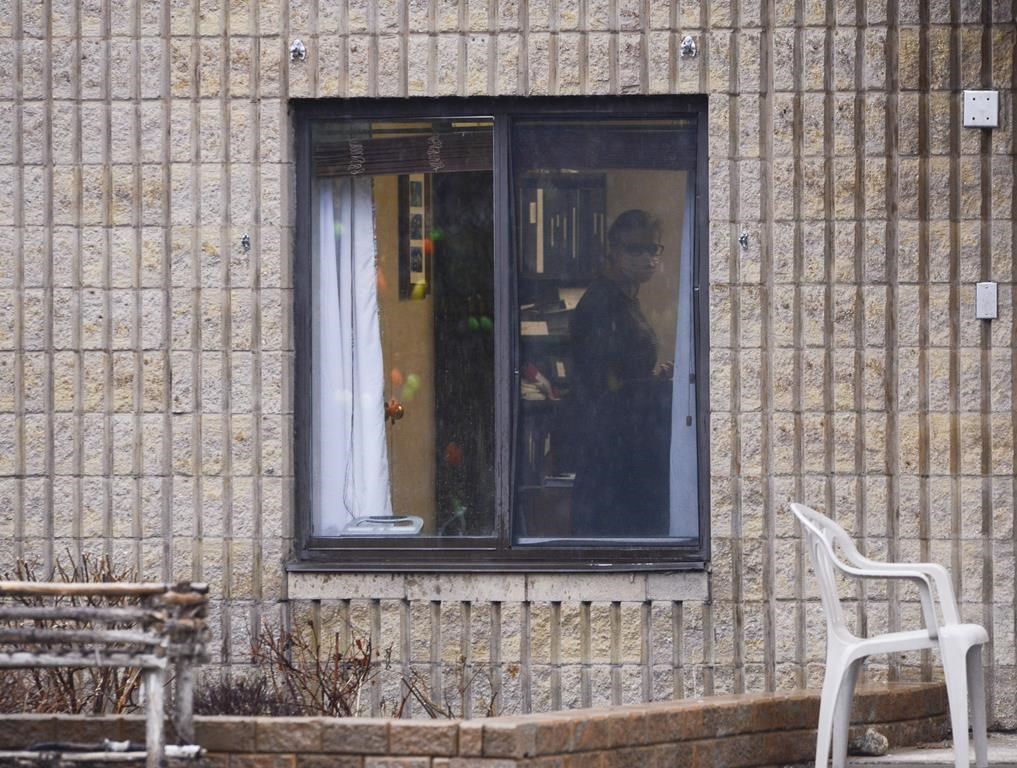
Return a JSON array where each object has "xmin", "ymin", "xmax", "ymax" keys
[{"xmin": 609, "ymin": 226, "xmax": 662, "ymax": 284}]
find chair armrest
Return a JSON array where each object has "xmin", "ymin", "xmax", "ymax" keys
[
  {"xmin": 848, "ymin": 557, "xmax": 960, "ymax": 626},
  {"xmin": 826, "ymin": 556, "xmax": 941, "ymax": 639},
  {"xmin": 790, "ymin": 505, "xmax": 954, "ymax": 637},
  {"xmin": 832, "ymin": 533, "xmax": 961, "ymax": 628}
]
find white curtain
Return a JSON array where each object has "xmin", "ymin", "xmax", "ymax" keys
[
  {"xmin": 313, "ymin": 177, "xmax": 393, "ymax": 536},
  {"xmin": 669, "ymin": 173, "xmax": 699, "ymax": 538}
]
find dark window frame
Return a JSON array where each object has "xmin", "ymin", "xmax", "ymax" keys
[{"xmin": 291, "ymin": 95, "xmax": 711, "ymax": 572}]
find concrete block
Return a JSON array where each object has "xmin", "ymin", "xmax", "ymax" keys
[
  {"xmin": 195, "ymin": 717, "xmax": 257, "ymax": 752},
  {"xmin": 320, "ymin": 719, "xmax": 389, "ymax": 755},
  {"xmin": 388, "ymin": 720, "xmax": 458, "ymax": 756},
  {"xmin": 525, "ymin": 575, "xmax": 645, "ymax": 603},
  {"xmin": 256, "ymin": 718, "xmax": 323, "ymax": 753}
]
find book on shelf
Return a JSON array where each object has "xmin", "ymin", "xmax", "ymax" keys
[
  {"xmin": 519, "ymin": 173, "xmax": 607, "ymax": 279},
  {"xmin": 543, "ymin": 473, "xmax": 575, "ymax": 488}
]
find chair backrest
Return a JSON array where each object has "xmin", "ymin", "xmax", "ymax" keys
[{"xmin": 789, "ymin": 503, "xmax": 857, "ymax": 643}]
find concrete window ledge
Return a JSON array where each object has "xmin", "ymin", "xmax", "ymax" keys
[
  {"xmin": 0, "ymin": 682, "xmax": 948, "ymax": 767},
  {"xmin": 288, "ymin": 571, "xmax": 710, "ymax": 603}
]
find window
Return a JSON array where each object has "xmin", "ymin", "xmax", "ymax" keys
[{"xmin": 293, "ymin": 97, "xmax": 708, "ymax": 569}]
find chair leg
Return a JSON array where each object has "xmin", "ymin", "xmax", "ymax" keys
[
  {"xmin": 941, "ymin": 641, "xmax": 971, "ymax": 768},
  {"xmin": 831, "ymin": 659, "xmax": 862, "ymax": 768},
  {"xmin": 815, "ymin": 658, "xmax": 847, "ymax": 768},
  {"xmin": 967, "ymin": 645, "xmax": 988, "ymax": 768}
]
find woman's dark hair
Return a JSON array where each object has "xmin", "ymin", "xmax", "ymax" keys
[{"xmin": 607, "ymin": 209, "xmax": 661, "ymax": 248}]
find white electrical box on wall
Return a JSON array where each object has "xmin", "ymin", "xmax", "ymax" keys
[
  {"xmin": 976, "ymin": 281, "xmax": 998, "ymax": 320},
  {"xmin": 964, "ymin": 90, "xmax": 999, "ymax": 128}
]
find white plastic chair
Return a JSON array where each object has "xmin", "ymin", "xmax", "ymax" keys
[{"xmin": 790, "ymin": 503, "xmax": 988, "ymax": 768}]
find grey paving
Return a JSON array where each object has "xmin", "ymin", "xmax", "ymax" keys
[{"xmin": 846, "ymin": 733, "xmax": 1017, "ymax": 767}]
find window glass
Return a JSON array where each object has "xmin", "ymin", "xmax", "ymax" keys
[
  {"xmin": 298, "ymin": 102, "xmax": 706, "ymax": 562},
  {"xmin": 512, "ymin": 118, "xmax": 699, "ymax": 543},
  {"xmin": 309, "ymin": 119, "xmax": 496, "ymax": 538}
]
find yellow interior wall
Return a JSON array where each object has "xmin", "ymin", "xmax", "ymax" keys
[
  {"xmin": 604, "ymin": 170, "xmax": 687, "ymax": 362},
  {"xmin": 374, "ymin": 176, "xmax": 437, "ymax": 531}
]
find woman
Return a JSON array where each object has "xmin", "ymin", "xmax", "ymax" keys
[{"xmin": 570, "ymin": 209, "xmax": 673, "ymax": 537}]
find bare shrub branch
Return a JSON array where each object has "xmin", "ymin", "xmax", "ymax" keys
[{"xmin": 0, "ymin": 553, "xmax": 145, "ymax": 715}]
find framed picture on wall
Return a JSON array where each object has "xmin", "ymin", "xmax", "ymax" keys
[{"xmin": 401, "ymin": 173, "xmax": 430, "ymax": 298}]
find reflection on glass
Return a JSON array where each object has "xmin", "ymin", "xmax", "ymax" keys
[
  {"xmin": 514, "ymin": 118, "xmax": 699, "ymax": 543},
  {"xmin": 571, "ymin": 210, "xmax": 672, "ymax": 536},
  {"xmin": 310, "ymin": 119, "xmax": 495, "ymax": 538}
]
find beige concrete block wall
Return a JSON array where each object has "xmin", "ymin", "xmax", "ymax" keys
[{"xmin": 0, "ymin": 0, "xmax": 1015, "ymax": 726}]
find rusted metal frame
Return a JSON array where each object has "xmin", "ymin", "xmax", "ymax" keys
[
  {"xmin": 173, "ymin": 655, "xmax": 197, "ymax": 744},
  {"xmin": 0, "ymin": 627, "xmax": 167, "ymax": 646},
  {"xmin": 0, "ymin": 606, "xmax": 166, "ymax": 623},
  {"xmin": 0, "ymin": 581, "xmax": 209, "ymax": 598},
  {"xmin": 159, "ymin": 592, "xmax": 208, "ymax": 607},
  {"xmin": 0, "ymin": 747, "xmax": 204, "ymax": 764},
  {"xmin": 0, "ymin": 582, "xmax": 209, "ymax": 768},
  {"xmin": 144, "ymin": 667, "xmax": 165, "ymax": 768},
  {"xmin": 0, "ymin": 651, "xmax": 169, "ymax": 669},
  {"xmin": 0, "ymin": 751, "xmax": 149, "ymax": 764}
]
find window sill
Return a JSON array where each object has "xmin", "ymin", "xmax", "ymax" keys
[{"xmin": 287, "ymin": 568, "xmax": 710, "ymax": 603}]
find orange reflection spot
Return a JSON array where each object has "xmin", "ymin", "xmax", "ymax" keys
[
  {"xmin": 376, "ymin": 269, "xmax": 389, "ymax": 295},
  {"xmin": 444, "ymin": 442, "xmax": 465, "ymax": 467},
  {"xmin": 423, "ymin": 238, "xmax": 434, "ymax": 257},
  {"xmin": 390, "ymin": 368, "xmax": 404, "ymax": 389}
]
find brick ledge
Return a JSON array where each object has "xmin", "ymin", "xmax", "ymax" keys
[{"xmin": 0, "ymin": 682, "xmax": 949, "ymax": 768}]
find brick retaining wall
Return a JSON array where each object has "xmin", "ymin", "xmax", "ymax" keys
[
  {"xmin": 2, "ymin": 0, "xmax": 1016, "ymax": 728},
  {"xmin": 0, "ymin": 683, "xmax": 949, "ymax": 767}
]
